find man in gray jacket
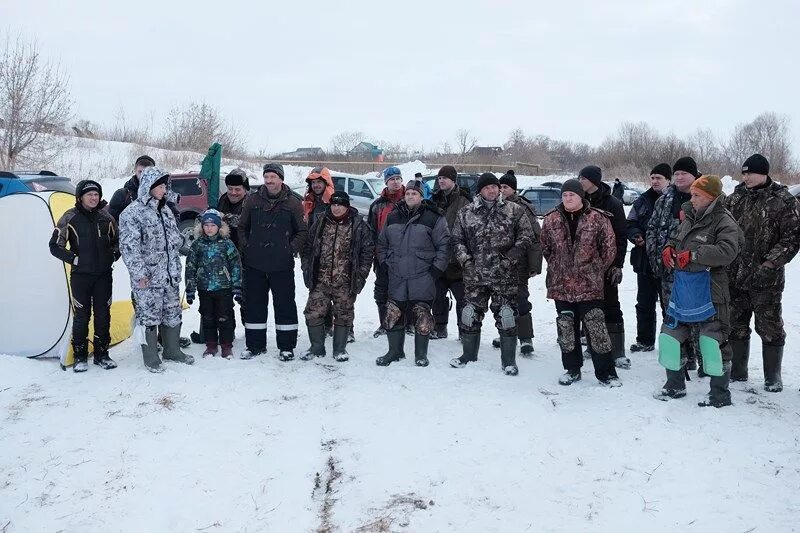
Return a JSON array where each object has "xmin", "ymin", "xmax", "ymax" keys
[{"xmin": 375, "ymin": 181, "xmax": 450, "ymax": 367}]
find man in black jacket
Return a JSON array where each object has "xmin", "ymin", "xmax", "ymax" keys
[
  {"xmin": 579, "ymin": 165, "xmax": 629, "ymax": 368},
  {"xmin": 626, "ymin": 164, "xmax": 671, "ymax": 352},
  {"xmin": 49, "ymin": 180, "xmax": 120, "ymax": 372}
]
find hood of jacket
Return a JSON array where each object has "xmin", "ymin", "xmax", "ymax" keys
[{"xmin": 137, "ymin": 167, "xmax": 178, "ymax": 206}]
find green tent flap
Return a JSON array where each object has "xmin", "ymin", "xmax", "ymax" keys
[{"xmin": 199, "ymin": 142, "xmax": 222, "ymax": 208}]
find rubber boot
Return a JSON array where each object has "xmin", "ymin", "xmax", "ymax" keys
[
  {"xmin": 414, "ymin": 332, "xmax": 429, "ymax": 367},
  {"xmin": 373, "ymin": 305, "xmax": 387, "ymax": 337},
  {"xmin": 653, "ymin": 369, "xmax": 687, "ymax": 400},
  {"xmin": 376, "ymin": 328, "xmax": 405, "ymax": 366},
  {"xmin": 763, "ymin": 344, "xmax": 784, "ymax": 392},
  {"xmin": 160, "ymin": 324, "xmax": 195, "ymax": 365},
  {"xmin": 73, "ymin": 342, "xmax": 89, "ymax": 373},
  {"xmin": 142, "ymin": 326, "xmax": 163, "ymax": 372},
  {"xmin": 332, "ymin": 325, "xmax": 350, "ymax": 362},
  {"xmin": 499, "ymin": 335, "xmax": 519, "ymax": 376},
  {"xmin": 451, "ymin": 332, "xmax": 480, "ymax": 368},
  {"xmin": 699, "ymin": 367, "xmax": 731, "ymax": 407},
  {"xmin": 302, "ymin": 323, "xmax": 326, "ymax": 360},
  {"xmin": 729, "ymin": 338, "xmax": 750, "ymax": 382},
  {"xmin": 607, "ymin": 323, "xmax": 630, "ymax": 369},
  {"xmin": 517, "ymin": 313, "xmax": 534, "ymax": 356}
]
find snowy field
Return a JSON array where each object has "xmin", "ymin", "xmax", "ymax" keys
[{"xmin": 2, "ymin": 248, "xmax": 800, "ymax": 532}]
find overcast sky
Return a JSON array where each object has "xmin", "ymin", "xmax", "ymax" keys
[{"xmin": 4, "ymin": 0, "xmax": 799, "ymax": 156}]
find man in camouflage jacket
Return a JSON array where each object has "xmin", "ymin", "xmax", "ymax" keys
[
  {"xmin": 301, "ymin": 191, "xmax": 374, "ymax": 362},
  {"xmin": 449, "ymin": 173, "xmax": 534, "ymax": 376},
  {"xmin": 724, "ymin": 154, "xmax": 800, "ymax": 392}
]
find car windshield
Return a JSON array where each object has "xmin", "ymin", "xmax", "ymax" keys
[
  {"xmin": 368, "ymin": 178, "xmax": 385, "ymax": 193},
  {"xmin": 25, "ymin": 178, "xmax": 76, "ymax": 194}
]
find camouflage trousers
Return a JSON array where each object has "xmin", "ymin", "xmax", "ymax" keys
[
  {"xmin": 729, "ymin": 287, "xmax": 786, "ymax": 346},
  {"xmin": 304, "ymin": 283, "xmax": 356, "ymax": 327},
  {"xmin": 384, "ymin": 299, "xmax": 434, "ymax": 336},
  {"xmin": 461, "ymin": 283, "xmax": 518, "ymax": 335},
  {"xmin": 133, "ymin": 284, "xmax": 182, "ymax": 328}
]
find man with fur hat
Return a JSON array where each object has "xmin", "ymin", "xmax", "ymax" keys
[
  {"xmin": 656, "ymin": 175, "xmax": 742, "ymax": 407},
  {"xmin": 301, "ymin": 191, "xmax": 374, "ymax": 362},
  {"xmin": 578, "ymin": 165, "xmax": 629, "ymax": 368},
  {"xmin": 494, "ymin": 169, "xmax": 543, "ymax": 356},
  {"xmin": 449, "ymin": 172, "xmax": 535, "ymax": 375},
  {"xmin": 367, "ymin": 166, "xmax": 406, "ymax": 337},
  {"xmin": 49, "ymin": 180, "xmax": 120, "ymax": 372},
  {"xmin": 119, "ymin": 168, "xmax": 194, "ymax": 372},
  {"xmin": 238, "ymin": 163, "xmax": 308, "ymax": 361},
  {"xmin": 626, "ymin": 163, "xmax": 672, "ymax": 353},
  {"xmin": 184, "ymin": 209, "xmax": 242, "ymax": 359},
  {"xmin": 375, "ymin": 180, "xmax": 450, "ymax": 367},
  {"xmin": 724, "ymin": 154, "xmax": 800, "ymax": 392},
  {"xmin": 541, "ymin": 180, "xmax": 620, "ymax": 386},
  {"xmin": 218, "ymin": 168, "xmax": 250, "ymax": 250},
  {"xmin": 431, "ymin": 165, "xmax": 471, "ymax": 339}
]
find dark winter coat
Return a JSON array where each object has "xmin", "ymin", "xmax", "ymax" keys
[
  {"xmin": 540, "ymin": 202, "xmax": 616, "ymax": 302},
  {"xmin": 612, "ymin": 181, "xmax": 625, "ymax": 200},
  {"xmin": 506, "ymin": 193, "xmax": 543, "ymax": 278},
  {"xmin": 431, "ymin": 185, "xmax": 472, "ymax": 279},
  {"xmin": 626, "ymin": 187, "xmax": 662, "ymax": 274},
  {"xmin": 184, "ymin": 221, "xmax": 242, "ymax": 296},
  {"xmin": 724, "ymin": 179, "xmax": 800, "ymax": 293},
  {"xmin": 118, "ymin": 168, "xmax": 185, "ymax": 288},
  {"xmin": 377, "ymin": 200, "xmax": 450, "ymax": 302},
  {"xmin": 238, "ymin": 183, "xmax": 308, "ymax": 273},
  {"xmin": 367, "ymin": 187, "xmax": 406, "ymax": 237},
  {"xmin": 217, "ymin": 192, "xmax": 247, "ymax": 250},
  {"xmin": 585, "ymin": 182, "xmax": 627, "ymax": 268},
  {"xmin": 302, "ymin": 207, "xmax": 375, "ymax": 296},
  {"xmin": 646, "ymin": 184, "xmax": 691, "ymax": 280},
  {"xmin": 451, "ymin": 194, "xmax": 535, "ymax": 287},
  {"xmin": 49, "ymin": 200, "xmax": 119, "ymax": 275},
  {"xmin": 108, "ymin": 175, "xmax": 179, "ymax": 222},
  {"xmin": 667, "ymin": 196, "xmax": 743, "ymax": 304}
]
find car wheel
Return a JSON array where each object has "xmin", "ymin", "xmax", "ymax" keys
[{"xmin": 179, "ymin": 218, "xmax": 197, "ymax": 245}]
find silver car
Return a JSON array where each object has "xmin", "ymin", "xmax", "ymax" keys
[{"xmin": 294, "ymin": 173, "xmax": 386, "ymax": 217}]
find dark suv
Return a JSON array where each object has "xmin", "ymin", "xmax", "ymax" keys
[
  {"xmin": 0, "ymin": 170, "xmax": 76, "ymax": 197},
  {"xmin": 520, "ymin": 186, "xmax": 562, "ymax": 215}
]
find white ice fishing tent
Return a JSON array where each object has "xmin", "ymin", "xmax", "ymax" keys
[{"xmin": 0, "ymin": 191, "xmax": 133, "ymax": 364}]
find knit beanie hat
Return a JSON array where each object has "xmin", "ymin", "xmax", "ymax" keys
[
  {"xmin": 383, "ymin": 166, "xmax": 402, "ymax": 182},
  {"xmin": 742, "ymin": 153, "xmax": 769, "ymax": 175},
  {"xmin": 200, "ymin": 208, "xmax": 222, "ymax": 228},
  {"xmin": 405, "ymin": 180, "xmax": 424, "ymax": 195},
  {"xmin": 650, "ymin": 163, "xmax": 673, "ymax": 180},
  {"xmin": 690, "ymin": 175, "xmax": 723, "ymax": 200},
  {"xmin": 499, "ymin": 170, "xmax": 517, "ymax": 189},
  {"xmin": 561, "ymin": 179, "xmax": 585, "ymax": 199},
  {"xmin": 437, "ymin": 165, "xmax": 457, "ymax": 181},
  {"xmin": 673, "ymin": 156, "xmax": 700, "ymax": 178},
  {"xmin": 262, "ymin": 163, "xmax": 285, "ymax": 180},
  {"xmin": 76, "ymin": 179, "xmax": 102, "ymax": 198},
  {"xmin": 578, "ymin": 165, "xmax": 602, "ymax": 186},
  {"xmin": 135, "ymin": 155, "xmax": 155, "ymax": 168},
  {"xmin": 476, "ymin": 172, "xmax": 500, "ymax": 193},
  {"xmin": 329, "ymin": 191, "xmax": 351, "ymax": 207},
  {"xmin": 225, "ymin": 168, "xmax": 250, "ymax": 190}
]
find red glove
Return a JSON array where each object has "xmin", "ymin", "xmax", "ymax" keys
[
  {"xmin": 661, "ymin": 246, "xmax": 676, "ymax": 269},
  {"xmin": 676, "ymin": 250, "xmax": 692, "ymax": 269}
]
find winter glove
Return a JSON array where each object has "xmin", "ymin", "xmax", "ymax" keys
[
  {"xmin": 186, "ymin": 291, "xmax": 195, "ymax": 305},
  {"xmin": 606, "ymin": 266, "xmax": 623, "ymax": 285},
  {"xmin": 232, "ymin": 287, "xmax": 243, "ymax": 304},
  {"xmin": 429, "ymin": 266, "xmax": 444, "ymax": 279},
  {"xmin": 676, "ymin": 250, "xmax": 692, "ymax": 269},
  {"xmin": 661, "ymin": 246, "xmax": 676, "ymax": 269}
]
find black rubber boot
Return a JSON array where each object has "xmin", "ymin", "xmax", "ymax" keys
[
  {"xmin": 653, "ymin": 369, "xmax": 687, "ymax": 400},
  {"xmin": 699, "ymin": 368, "xmax": 732, "ymax": 407},
  {"xmin": 729, "ymin": 338, "xmax": 750, "ymax": 382},
  {"xmin": 499, "ymin": 335, "xmax": 518, "ymax": 376},
  {"xmin": 414, "ymin": 332, "xmax": 429, "ymax": 367},
  {"xmin": 142, "ymin": 326, "xmax": 163, "ymax": 372},
  {"xmin": 763, "ymin": 344, "xmax": 784, "ymax": 392},
  {"xmin": 332, "ymin": 325, "xmax": 350, "ymax": 362},
  {"xmin": 376, "ymin": 328, "xmax": 405, "ymax": 366},
  {"xmin": 451, "ymin": 332, "xmax": 480, "ymax": 368},
  {"xmin": 302, "ymin": 323, "xmax": 326, "ymax": 360},
  {"xmin": 607, "ymin": 323, "xmax": 630, "ymax": 369},
  {"xmin": 161, "ymin": 324, "xmax": 195, "ymax": 365}
]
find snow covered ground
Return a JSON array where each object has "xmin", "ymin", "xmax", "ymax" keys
[{"xmin": 2, "ymin": 249, "xmax": 800, "ymax": 532}]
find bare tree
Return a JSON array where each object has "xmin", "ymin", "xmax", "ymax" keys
[
  {"xmin": 455, "ymin": 129, "xmax": 478, "ymax": 157},
  {"xmin": 329, "ymin": 130, "xmax": 366, "ymax": 156},
  {"xmin": 0, "ymin": 32, "xmax": 72, "ymax": 168},
  {"xmin": 723, "ymin": 112, "xmax": 794, "ymax": 176},
  {"xmin": 161, "ymin": 102, "xmax": 246, "ymax": 157}
]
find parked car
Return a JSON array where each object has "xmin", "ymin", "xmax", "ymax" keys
[
  {"xmin": 294, "ymin": 172, "xmax": 384, "ymax": 217},
  {"xmin": 620, "ymin": 183, "xmax": 641, "ymax": 205},
  {"xmin": 789, "ymin": 184, "xmax": 800, "ymax": 200},
  {"xmin": 0, "ymin": 170, "xmax": 76, "ymax": 198},
  {"xmin": 540, "ymin": 181, "xmax": 564, "ymax": 189},
  {"xmin": 422, "ymin": 173, "xmax": 480, "ymax": 197},
  {"xmin": 520, "ymin": 186, "xmax": 562, "ymax": 215}
]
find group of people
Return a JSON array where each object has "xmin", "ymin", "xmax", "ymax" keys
[{"xmin": 47, "ymin": 152, "xmax": 799, "ymax": 408}]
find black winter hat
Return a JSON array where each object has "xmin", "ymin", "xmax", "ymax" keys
[
  {"xmin": 225, "ymin": 168, "xmax": 250, "ymax": 190},
  {"xmin": 578, "ymin": 165, "xmax": 602, "ymax": 186},
  {"xmin": 650, "ymin": 163, "xmax": 673, "ymax": 180},
  {"xmin": 76, "ymin": 179, "xmax": 102, "ymax": 198},
  {"xmin": 330, "ymin": 191, "xmax": 350, "ymax": 207},
  {"xmin": 262, "ymin": 163, "xmax": 285, "ymax": 180},
  {"xmin": 499, "ymin": 171, "xmax": 517, "ymax": 190},
  {"xmin": 405, "ymin": 180, "xmax": 424, "ymax": 195},
  {"xmin": 414, "ymin": 172, "xmax": 423, "ymax": 179},
  {"xmin": 673, "ymin": 156, "xmax": 700, "ymax": 178},
  {"xmin": 561, "ymin": 179, "xmax": 585, "ymax": 199},
  {"xmin": 742, "ymin": 153, "xmax": 769, "ymax": 175},
  {"xmin": 135, "ymin": 155, "xmax": 155, "ymax": 167},
  {"xmin": 476, "ymin": 172, "xmax": 500, "ymax": 193},
  {"xmin": 437, "ymin": 165, "xmax": 457, "ymax": 181}
]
